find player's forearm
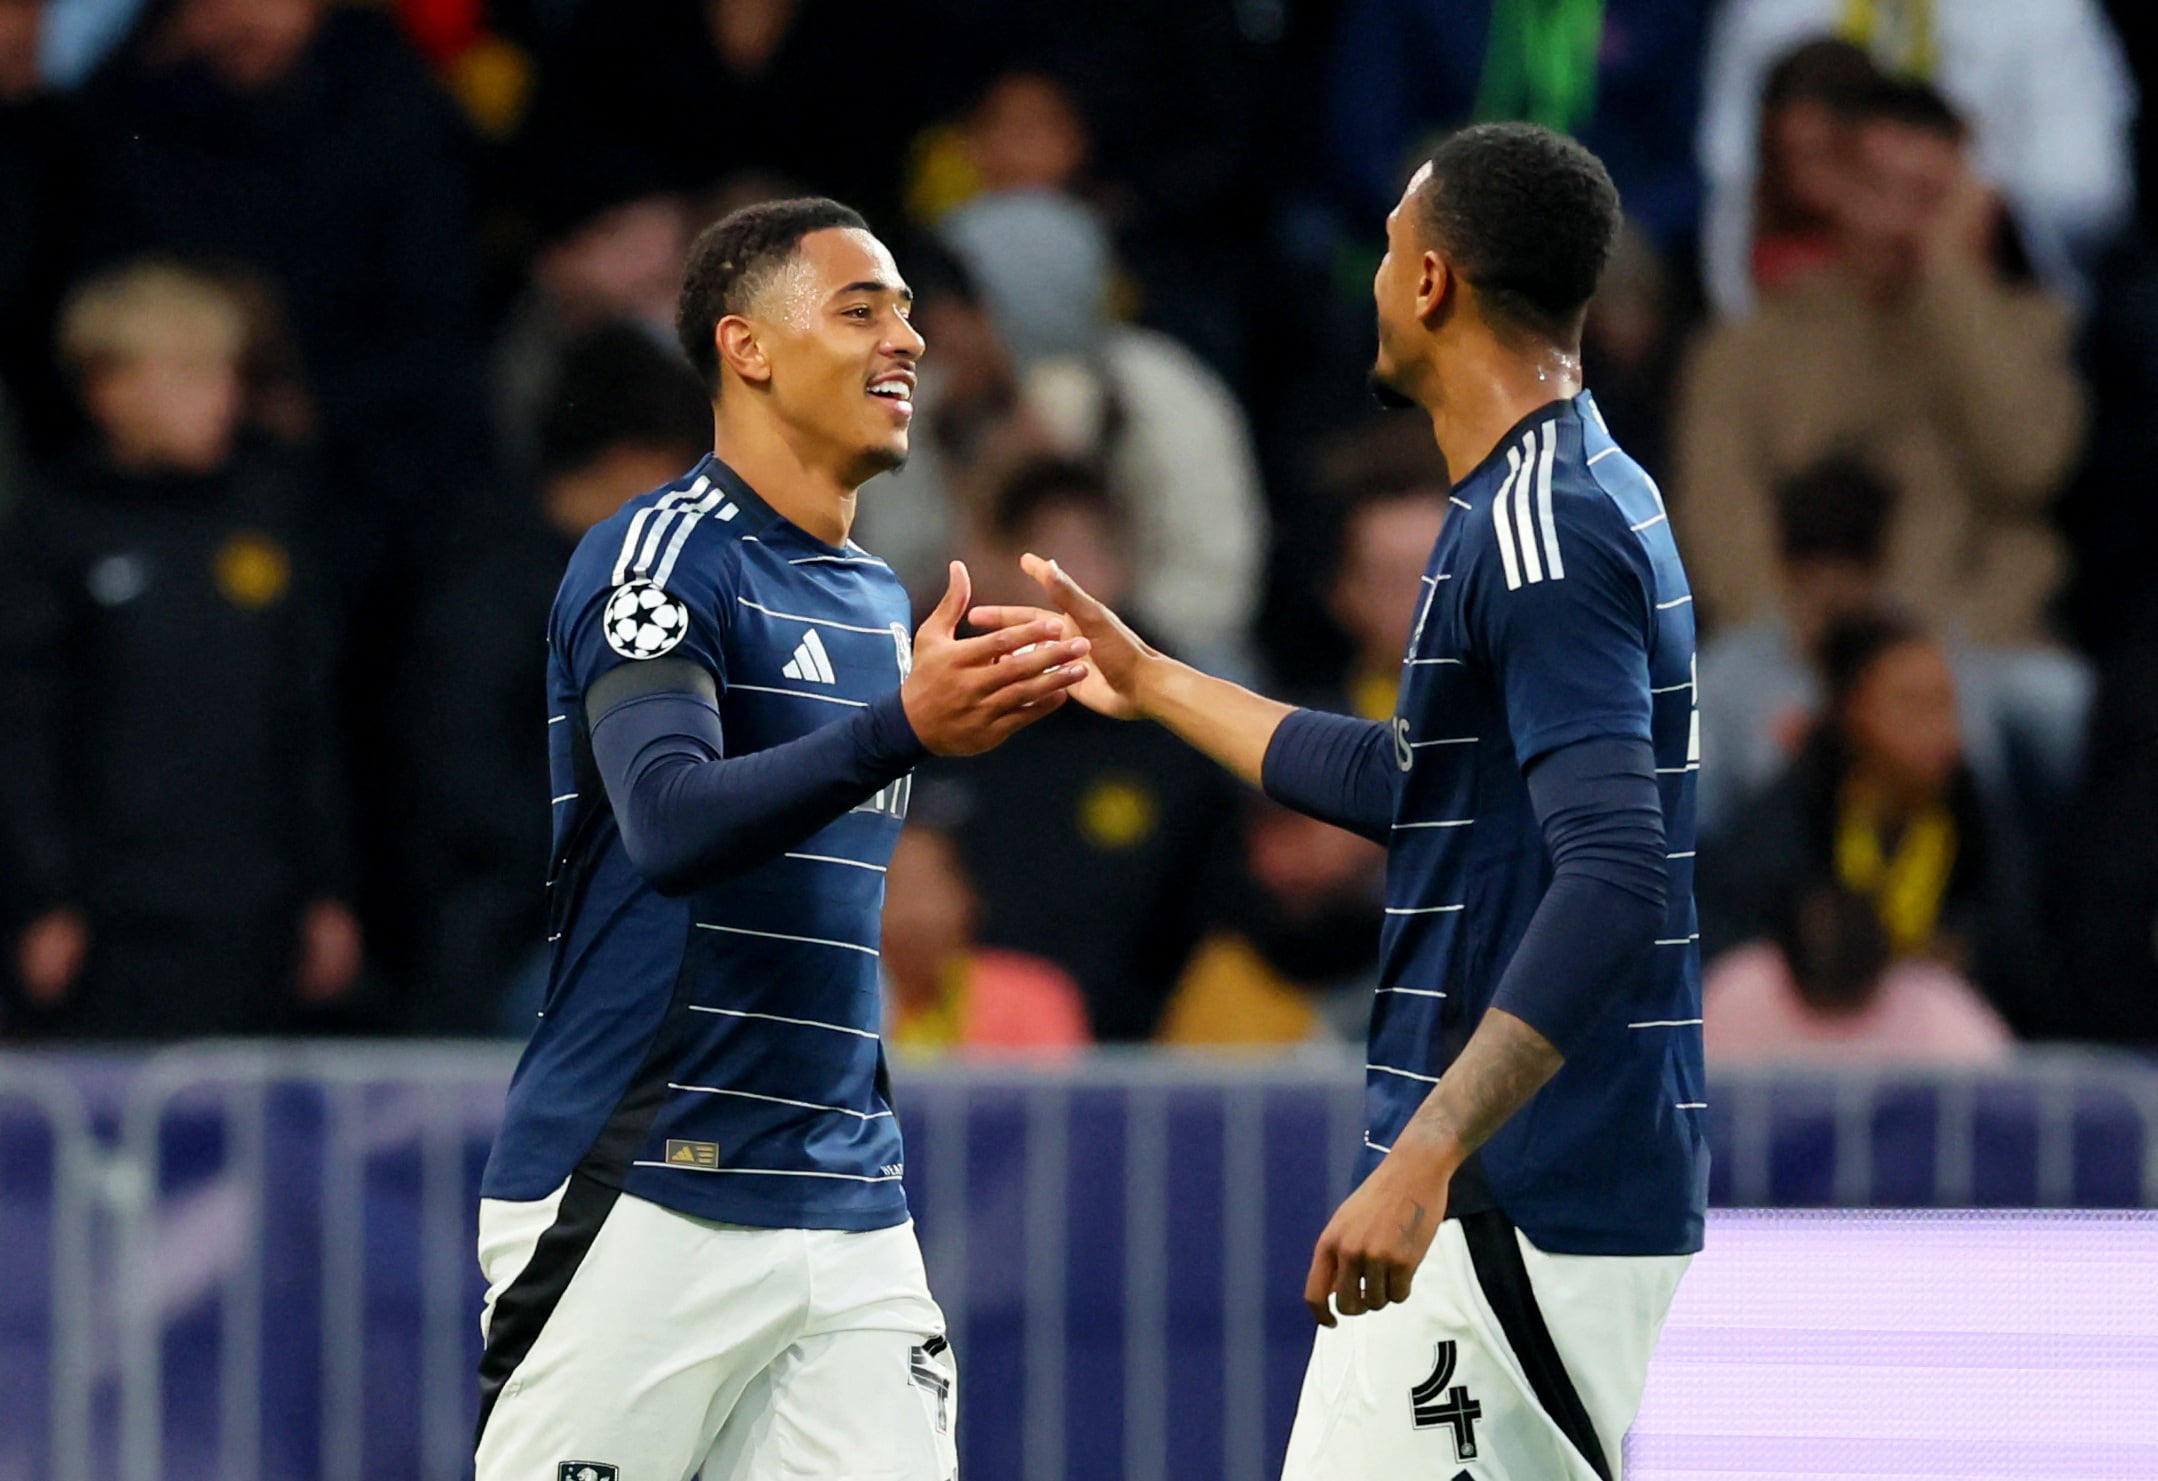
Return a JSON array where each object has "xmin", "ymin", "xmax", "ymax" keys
[
  {"xmin": 1130, "ymin": 654, "xmax": 1295, "ymax": 789},
  {"xmin": 593, "ymin": 687, "xmax": 922, "ymax": 894},
  {"xmin": 1260, "ymin": 709, "xmax": 1399, "ymax": 843},
  {"xmin": 1392, "ymin": 1008, "xmax": 1564, "ymax": 1177}
]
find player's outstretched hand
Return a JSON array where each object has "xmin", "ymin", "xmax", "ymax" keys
[
  {"xmin": 1304, "ymin": 1146, "xmax": 1448, "ymax": 1327},
  {"xmin": 961, "ymin": 553, "xmax": 1155, "ymax": 721},
  {"xmin": 903, "ymin": 561, "xmax": 1092, "ymax": 756}
]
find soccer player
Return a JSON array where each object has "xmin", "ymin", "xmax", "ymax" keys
[
  {"xmin": 986, "ymin": 124, "xmax": 1705, "ymax": 1478},
  {"xmin": 473, "ymin": 198, "xmax": 1092, "ymax": 1481}
]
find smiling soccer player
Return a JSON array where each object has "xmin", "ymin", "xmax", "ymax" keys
[{"xmin": 473, "ymin": 198, "xmax": 1090, "ymax": 1481}]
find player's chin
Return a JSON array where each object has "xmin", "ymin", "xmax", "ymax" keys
[{"xmin": 854, "ymin": 433, "xmax": 909, "ymax": 478}]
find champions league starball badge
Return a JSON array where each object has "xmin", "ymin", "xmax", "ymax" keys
[{"xmin": 603, "ymin": 580, "xmax": 690, "ymax": 660}]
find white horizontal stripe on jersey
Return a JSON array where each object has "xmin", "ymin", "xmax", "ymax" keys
[
  {"xmin": 551, "ymin": 793, "xmax": 578, "ymax": 805},
  {"xmin": 783, "ymin": 852, "xmax": 889, "ymax": 872},
  {"xmin": 1379, "ymin": 986, "xmax": 1447, "ymax": 999},
  {"xmin": 1629, "ymin": 1018, "xmax": 1703, "ymax": 1030},
  {"xmin": 1364, "ymin": 1134, "xmax": 1394, "ymax": 1154},
  {"xmin": 1393, "ymin": 818, "xmax": 1475, "ymax": 830},
  {"xmin": 789, "ymin": 553, "xmax": 890, "ymax": 567},
  {"xmin": 687, "ymin": 1004, "xmax": 879, "ymax": 1039},
  {"xmin": 1586, "ymin": 446, "xmax": 1619, "ymax": 466},
  {"xmin": 1409, "ymin": 736, "xmax": 1479, "ymax": 747},
  {"xmin": 1367, "ymin": 1062, "xmax": 1441, "ymax": 1085},
  {"xmin": 1675, "ymin": 1102, "xmax": 1708, "ymax": 1111},
  {"xmin": 1668, "ymin": 851, "xmax": 1696, "ymax": 859},
  {"xmin": 1655, "ymin": 762, "xmax": 1701, "ymax": 774},
  {"xmin": 735, "ymin": 597, "xmax": 894, "ymax": 635},
  {"xmin": 696, "ymin": 922, "xmax": 879, "ymax": 956},
  {"xmin": 1650, "ymin": 680, "xmax": 1693, "ymax": 694},
  {"xmin": 1405, "ymin": 657, "xmax": 1465, "ymax": 667},
  {"xmin": 728, "ymin": 683, "xmax": 868, "ymax": 708},
  {"xmin": 1655, "ymin": 594, "xmax": 1694, "ymax": 610},
  {"xmin": 548, "ymin": 715, "xmax": 566, "ymax": 725},
  {"xmin": 1384, "ymin": 905, "xmax": 1466, "ymax": 916},
  {"xmin": 667, "ymin": 1083, "xmax": 894, "ymax": 1120},
  {"xmin": 632, "ymin": 1161, "xmax": 903, "ymax": 1182},
  {"xmin": 1630, "ymin": 512, "xmax": 1669, "ymax": 532},
  {"xmin": 1449, "ymin": 496, "xmax": 1473, "ymax": 511},
  {"xmin": 1655, "ymin": 933, "xmax": 1701, "ymax": 946}
]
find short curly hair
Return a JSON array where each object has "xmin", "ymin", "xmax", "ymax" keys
[
  {"xmin": 1414, "ymin": 123, "xmax": 1621, "ymax": 343},
  {"xmin": 674, "ymin": 196, "xmax": 869, "ymax": 397}
]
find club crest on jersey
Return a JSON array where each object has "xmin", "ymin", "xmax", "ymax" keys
[
  {"xmin": 603, "ymin": 580, "xmax": 689, "ymax": 660},
  {"xmin": 558, "ymin": 1463, "xmax": 617, "ymax": 1481},
  {"xmin": 891, "ymin": 621, "xmax": 914, "ymax": 680}
]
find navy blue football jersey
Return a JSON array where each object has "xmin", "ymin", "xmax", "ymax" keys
[
  {"xmin": 481, "ymin": 455, "xmax": 917, "ymax": 1230},
  {"xmin": 1370, "ymin": 393, "xmax": 1707, "ymax": 1256}
]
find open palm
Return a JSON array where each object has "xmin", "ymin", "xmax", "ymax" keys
[{"xmin": 965, "ymin": 554, "xmax": 1154, "ymax": 721}]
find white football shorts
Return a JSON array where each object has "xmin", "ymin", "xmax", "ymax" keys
[
  {"xmin": 474, "ymin": 1176, "xmax": 957, "ymax": 1481},
  {"xmin": 1282, "ymin": 1209, "xmax": 1688, "ymax": 1481}
]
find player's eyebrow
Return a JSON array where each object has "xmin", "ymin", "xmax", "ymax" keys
[{"xmin": 834, "ymin": 279, "xmax": 913, "ymax": 303}]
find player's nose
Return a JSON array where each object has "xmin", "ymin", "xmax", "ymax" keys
[{"xmin": 883, "ymin": 310, "xmax": 926, "ymax": 361}]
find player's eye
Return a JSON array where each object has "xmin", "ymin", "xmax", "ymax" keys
[{"xmin": 843, "ymin": 305, "xmax": 873, "ymax": 320}]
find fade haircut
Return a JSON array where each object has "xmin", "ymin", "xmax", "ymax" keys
[
  {"xmin": 674, "ymin": 196, "xmax": 870, "ymax": 397},
  {"xmin": 1413, "ymin": 123, "xmax": 1621, "ymax": 344}
]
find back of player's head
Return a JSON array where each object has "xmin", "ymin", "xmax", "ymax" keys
[
  {"xmin": 1772, "ymin": 455, "xmax": 1896, "ymax": 567},
  {"xmin": 675, "ymin": 196, "xmax": 870, "ymax": 397},
  {"xmin": 1413, "ymin": 123, "xmax": 1621, "ymax": 344}
]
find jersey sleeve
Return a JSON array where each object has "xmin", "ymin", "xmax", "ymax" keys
[
  {"xmin": 554, "ymin": 524, "xmax": 733, "ymax": 704},
  {"xmin": 1463, "ymin": 487, "xmax": 1656, "ymax": 770}
]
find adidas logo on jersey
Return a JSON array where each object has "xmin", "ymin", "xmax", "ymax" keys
[{"xmin": 782, "ymin": 628, "xmax": 837, "ymax": 684}]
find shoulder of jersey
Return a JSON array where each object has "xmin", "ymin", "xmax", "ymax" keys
[
  {"xmin": 571, "ymin": 480, "xmax": 749, "ymax": 597},
  {"xmin": 1456, "ymin": 412, "xmax": 1638, "ymax": 588}
]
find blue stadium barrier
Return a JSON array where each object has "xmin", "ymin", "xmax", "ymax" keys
[{"xmin": 0, "ymin": 1044, "xmax": 2153, "ymax": 1481}]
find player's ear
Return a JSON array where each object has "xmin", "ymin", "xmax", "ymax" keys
[
  {"xmin": 715, "ymin": 315, "xmax": 773, "ymax": 389},
  {"xmin": 1414, "ymin": 249, "xmax": 1453, "ymax": 327}
]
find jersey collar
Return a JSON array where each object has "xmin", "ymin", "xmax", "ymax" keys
[{"xmin": 693, "ymin": 453, "xmax": 864, "ymax": 559}]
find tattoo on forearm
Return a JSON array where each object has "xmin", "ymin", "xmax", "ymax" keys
[
  {"xmin": 1398, "ymin": 1200, "xmax": 1427, "ymax": 1241},
  {"xmin": 1400, "ymin": 1009, "xmax": 1563, "ymax": 1161}
]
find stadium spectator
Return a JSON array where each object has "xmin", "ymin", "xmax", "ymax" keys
[
  {"xmin": 1698, "ymin": 457, "xmax": 2090, "ymax": 834},
  {"xmin": 925, "ymin": 457, "xmax": 1241, "ymax": 1041},
  {"xmin": 493, "ymin": 177, "xmax": 693, "ymax": 476},
  {"xmin": 514, "ymin": 0, "xmax": 940, "ymax": 230},
  {"xmin": 406, "ymin": 322, "xmax": 711, "ymax": 1034},
  {"xmin": 1699, "ymin": 610, "xmax": 2047, "ymax": 1037},
  {"xmin": 1700, "ymin": 0, "xmax": 2137, "ymax": 313},
  {"xmin": 1674, "ymin": 79, "xmax": 2089, "ymax": 745},
  {"xmin": 881, "ymin": 811, "xmax": 1090, "ymax": 1054},
  {"xmin": 1159, "ymin": 795, "xmax": 1385, "ymax": 1046},
  {"xmin": 0, "ymin": 261, "xmax": 358, "ymax": 1038},
  {"xmin": 941, "ymin": 188, "xmax": 1269, "ymax": 672},
  {"xmin": 0, "ymin": 0, "xmax": 84, "ymax": 458},
  {"xmin": 72, "ymin": 0, "xmax": 488, "ymax": 521},
  {"xmin": 1325, "ymin": 0, "xmax": 1713, "ymax": 256},
  {"xmin": 1326, "ymin": 481, "xmax": 1449, "ymax": 722},
  {"xmin": 1703, "ymin": 884, "xmax": 2014, "ymax": 1064}
]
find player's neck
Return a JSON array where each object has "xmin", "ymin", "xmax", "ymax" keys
[
  {"xmin": 1422, "ymin": 339, "xmax": 1582, "ymax": 489},
  {"xmin": 710, "ymin": 416, "xmax": 859, "ymax": 548}
]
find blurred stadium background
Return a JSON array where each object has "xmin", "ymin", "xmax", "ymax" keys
[{"xmin": 3, "ymin": 0, "xmax": 2157, "ymax": 1476}]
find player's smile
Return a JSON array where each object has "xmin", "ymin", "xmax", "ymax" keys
[{"xmin": 867, "ymin": 367, "xmax": 916, "ymax": 420}]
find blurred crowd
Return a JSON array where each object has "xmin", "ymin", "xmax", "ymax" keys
[{"xmin": 1, "ymin": 0, "xmax": 2155, "ymax": 1057}]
